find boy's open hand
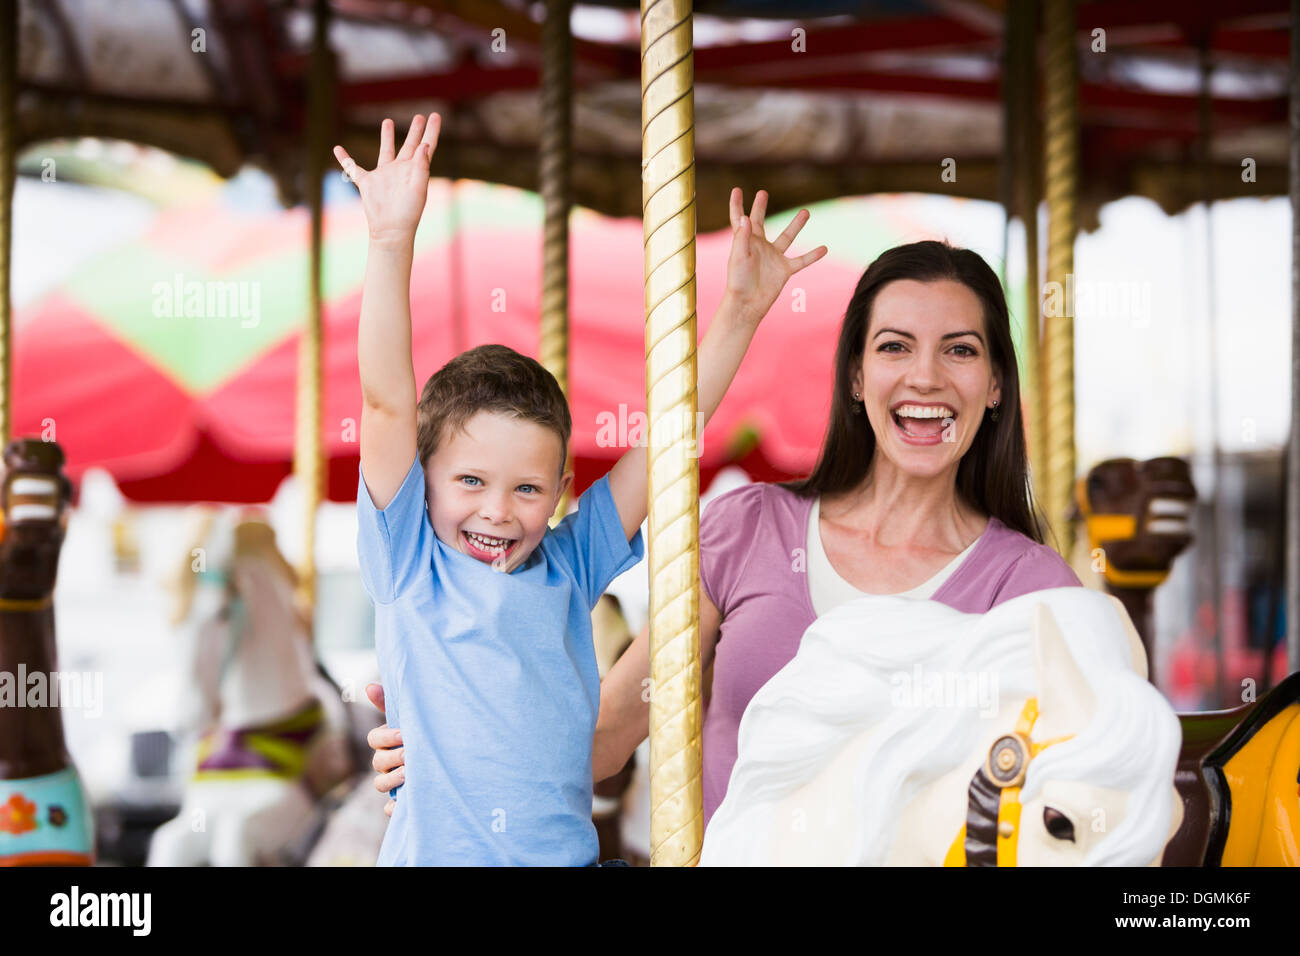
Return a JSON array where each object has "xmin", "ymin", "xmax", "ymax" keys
[
  {"xmin": 725, "ymin": 187, "xmax": 827, "ymax": 322},
  {"xmin": 334, "ymin": 113, "xmax": 441, "ymax": 246}
]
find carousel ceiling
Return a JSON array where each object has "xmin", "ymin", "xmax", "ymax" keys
[{"xmin": 11, "ymin": 0, "xmax": 1293, "ymax": 229}]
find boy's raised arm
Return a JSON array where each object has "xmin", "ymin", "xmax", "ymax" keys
[
  {"xmin": 606, "ymin": 188, "xmax": 826, "ymax": 540},
  {"xmin": 335, "ymin": 114, "xmax": 441, "ymax": 510},
  {"xmin": 358, "ymin": 243, "xmax": 417, "ymax": 512}
]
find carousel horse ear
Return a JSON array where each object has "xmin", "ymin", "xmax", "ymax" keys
[
  {"xmin": 1101, "ymin": 594, "xmax": 1148, "ymax": 680},
  {"xmin": 168, "ymin": 506, "xmax": 219, "ymax": 628},
  {"xmin": 1031, "ymin": 603, "xmax": 1096, "ymax": 742}
]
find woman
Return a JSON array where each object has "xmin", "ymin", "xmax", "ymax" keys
[{"xmin": 365, "ymin": 212, "xmax": 1080, "ymax": 830}]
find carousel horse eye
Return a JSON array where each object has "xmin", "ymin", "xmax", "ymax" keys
[{"xmin": 1043, "ymin": 807, "xmax": 1075, "ymax": 842}]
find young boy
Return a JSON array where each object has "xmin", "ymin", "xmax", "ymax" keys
[{"xmin": 333, "ymin": 113, "xmax": 825, "ymax": 865}]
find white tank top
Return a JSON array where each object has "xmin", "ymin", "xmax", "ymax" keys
[{"xmin": 807, "ymin": 496, "xmax": 981, "ymax": 616}]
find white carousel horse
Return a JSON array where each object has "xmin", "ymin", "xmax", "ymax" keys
[
  {"xmin": 148, "ymin": 509, "xmax": 353, "ymax": 866},
  {"xmin": 700, "ymin": 587, "xmax": 1184, "ymax": 866}
]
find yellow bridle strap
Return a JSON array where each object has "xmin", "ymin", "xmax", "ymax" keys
[
  {"xmin": 996, "ymin": 787, "xmax": 1024, "ymax": 867},
  {"xmin": 1082, "ymin": 513, "xmax": 1171, "ymax": 589},
  {"xmin": 995, "ymin": 699, "xmax": 1036, "ymax": 867},
  {"xmin": 1098, "ymin": 567, "xmax": 1170, "ymax": 589},
  {"xmin": 1083, "ymin": 513, "xmax": 1136, "ymax": 542},
  {"xmin": 1014, "ymin": 697, "xmax": 1074, "ymax": 754},
  {"xmin": 946, "ymin": 697, "xmax": 1074, "ymax": 867},
  {"xmin": 943, "ymin": 825, "xmax": 967, "ymax": 867}
]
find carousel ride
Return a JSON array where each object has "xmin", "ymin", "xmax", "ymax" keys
[{"xmin": 0, "ymin": 0, "xmax": 1296, "ymax": 867}]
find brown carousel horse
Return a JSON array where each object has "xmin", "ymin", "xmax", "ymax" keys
[
  {"xmin": 1071, "ymin": 456, "xmax": 1196, "ymax": 686},
  {"xmin": 1074, "ymin": 456, "xmax": 1299, "ymax": 866},
  {"xmin": 0, "ymin": 439, "xmax": 95, "ymax": 865}
]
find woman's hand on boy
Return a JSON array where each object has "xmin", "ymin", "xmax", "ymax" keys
[
  {"xmin": 365, "ymin": 682, "xmax": 405, "ymax": 817},
  {"xmin": 724, "ymin": 187, "xmax": 827, "ymax": 323},
  {"xmin": 334, "ymin": 113, "xmax": 442, "ymax": 248}
]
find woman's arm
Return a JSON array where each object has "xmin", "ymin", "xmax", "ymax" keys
[
  {"xmin": 363, "ymin": 683, "xmax": 403, "ymax": 817},
  {"xmin": 592, "ymin": 590, "xmax": 723, "ymax": 782},
  {"xmin": 605, "ymin": 189, "xmax": 825, "ymax": 542},
  {"xmin": 362, "ymin": 591, "xmax": 722, "ymax": 809}
]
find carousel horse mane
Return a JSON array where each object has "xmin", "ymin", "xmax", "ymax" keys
[
  {"xmin": 167, "ymin": 506, "xmax": 218, "ymax": 629},
  {"xmin": 168, "ymin": 507, "xmax": 300, "ymax": 629},
  {"xmin": 701, "ymin": 587, "xmax": 1182, "ymax": 866}
]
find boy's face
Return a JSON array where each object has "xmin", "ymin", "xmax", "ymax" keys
[{"xmin": 424, "ymin": 410, "xmax": 572, "ymax": 573}]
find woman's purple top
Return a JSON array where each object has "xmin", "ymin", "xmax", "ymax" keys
[{"xmin": 698, "ymin": 482, "xmax": 1082, "ymax": 826}]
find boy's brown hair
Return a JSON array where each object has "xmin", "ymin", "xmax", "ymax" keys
[{"xmin": 416, "ymin": 344, "xmax": 571, "ymax": 474}]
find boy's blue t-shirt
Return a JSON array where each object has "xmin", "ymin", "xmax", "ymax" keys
[{"xmin": 357, "ymin": 455, "xmax": 644, "ymax": 866}]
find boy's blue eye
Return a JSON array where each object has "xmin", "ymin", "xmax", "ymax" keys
[
  {"xmin": 517, "ymin": 485, "xmax": 539, "ymax": 494},
  {"xmin": 459, "ymin": 476, "xmax": 481, "ymax": 486}
]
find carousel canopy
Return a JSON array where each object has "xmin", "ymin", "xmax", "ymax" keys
[
  {"xmin": 13, "ymin": 0, "xmax": 1291, "ymax": 230},
  {"xmin": 15, "ymin": 167, "xmax": 929, "ymax": 503}
]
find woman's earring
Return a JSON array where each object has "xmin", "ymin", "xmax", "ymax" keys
[
  {"xmin": 852, "ymin": 391, "xmax": 862, "ymax": 415},
  {"xmin": 990, "ymin": 399, "xmax": 1000, "ymax": 422}
]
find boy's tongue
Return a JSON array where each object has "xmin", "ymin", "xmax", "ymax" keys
[
  {"xmin": 900, "ymin": 414, "xmax": 947, "ymax": 437},
  {"xmin": 465, "ymin": 531, "xmax": 512, "ymax": 563}
]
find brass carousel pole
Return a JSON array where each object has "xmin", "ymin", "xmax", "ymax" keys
[
  {"xmin": 1288, "ymin": 0, "xmax": 1300, "ymax": 674},
  {"xmin": 0, "ymin": 0, "xmax": 14, "ymax": 448},
  {"xmin": 1011, "ymin": 0, "xmax": 1046, "ymax": 501},
  {"xmin": 541, "ymin": 0, "xmax": 573, "ymax": 523},
  {"xmin": 295, "ymin": 0, "xmax": 334, "ymax": 617},
  {"xmin": 1197, "ymin": 39, "xmax": 1229, "ymax": 705},
  {"xmin": 1042, "ymin": 0, "xmax": 1078, "ymax": 557},
  {"xmin": 641, "ymin": 0, "xmax": 703, "ymax": 866},
  {"xmin": 998, "ymin": 3, "xmax": 1015, "ymax": 293}
]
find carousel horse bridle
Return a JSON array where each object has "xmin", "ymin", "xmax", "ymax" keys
[{"xmin": 943, "ymin": 698, "xmax": 1074, "ymax": 867}]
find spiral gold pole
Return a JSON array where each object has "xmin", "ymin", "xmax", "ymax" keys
[
  {"xmin": 0, "ymin": 0, "xmax": 14, "ymax": 449},
  {"xmin": 641, "ymin": 0, "xmax": 702, "ymax": 866},
  {"xmin": 1010, "ymin": 0, "xmax": 1046, "ymax": 502},
  {"xmin": 1042, "ymin": 0, "xmax": 1077, "ymax": 557},
  {"xmin": 541, "ymin": 0, "xmax": 573, "ymax": 524},
  {"xmin": 294, "ymin": 0, "xmax": 333, "ymax": 618}
]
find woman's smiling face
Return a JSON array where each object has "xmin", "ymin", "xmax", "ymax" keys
[{"xmin": 853, "ymin": 278, "xmax": 1002, "ymax": 480}]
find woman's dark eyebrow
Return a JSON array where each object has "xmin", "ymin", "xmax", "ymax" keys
[{"xmin": 872, "ymin": 327, "xmax": 985, "ymax": 345}]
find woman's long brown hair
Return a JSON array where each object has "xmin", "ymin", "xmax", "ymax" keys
[{"xmin": 780, "ymin": 240, "xmax": 1045, "ymax": 544}]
